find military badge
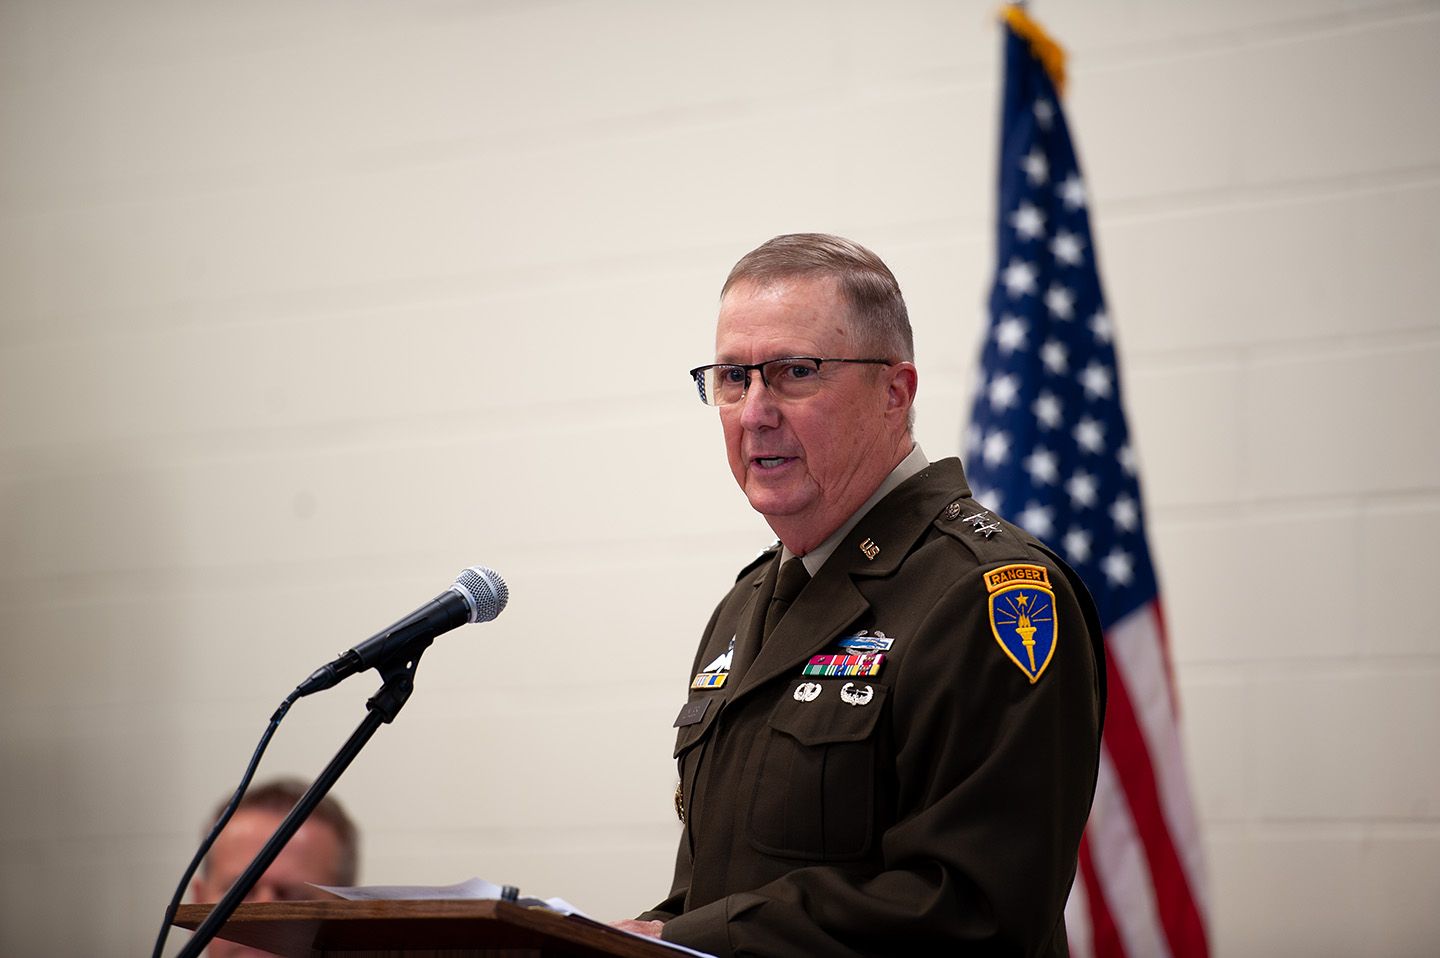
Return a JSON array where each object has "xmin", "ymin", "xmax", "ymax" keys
[
  {"xmin": 691, "ymin": 635, "xmax": 735, "ymax": 689},
  {"xmin": 963, "ymin": 511, "xmax": 1002, "ymax": 538},
  {"xmin": 836, "ymin": 631, "xmax": 894, "ymax": 652},
  {"xmin": 793, "ymin": 681, "xmax": 823, "ymax": 702},
  {"xmin": 699, "ymin": 635, "xmax": 735, "ymax": 675},
  {"xmin": 985, "ymin": 563, "xmax": 1057, "ymax": 683}
]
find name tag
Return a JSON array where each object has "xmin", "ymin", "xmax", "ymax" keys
[{"xmin": 673, "ymin": 699, "xmax": 711, "ymax": 728}]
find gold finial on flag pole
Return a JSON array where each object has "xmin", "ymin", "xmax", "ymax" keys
[{"xmin": 1000, "ymin": 4, "xmax": 1067, "ymax": 95}]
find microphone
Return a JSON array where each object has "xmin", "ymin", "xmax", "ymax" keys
[{"xmin": 294, "ymin": 566, "xmax": 508, "ymax": 698}]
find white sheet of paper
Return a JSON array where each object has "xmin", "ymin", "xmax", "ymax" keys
[{"xmin": 311, "ymin": 878, "xmax": 713, "ymax": 958}]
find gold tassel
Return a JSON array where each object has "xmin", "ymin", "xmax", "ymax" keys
[{"xmin": 1000, "ymin": 4, "xmax": 1068, "ymax": 96}]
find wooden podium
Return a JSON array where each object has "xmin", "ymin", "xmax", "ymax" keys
[{"xmin": 172, "ymin": 899, "xmax": 685, "ymax": 957}]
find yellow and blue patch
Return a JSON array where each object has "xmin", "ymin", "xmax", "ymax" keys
[{"xmin": 985, "ymin": 563, "xmax": 1057, "ymax": 684}]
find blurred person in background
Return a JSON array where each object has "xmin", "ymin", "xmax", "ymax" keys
[{"xmin": 190, "ymin": 777, "xmax": 359, "ymax": 958}]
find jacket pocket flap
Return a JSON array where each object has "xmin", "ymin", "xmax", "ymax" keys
[{"xmin": 766, "ymin": 681, "xmax": 888, "ymax": 745}]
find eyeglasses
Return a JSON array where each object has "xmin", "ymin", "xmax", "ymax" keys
[{"xmin": 688, "ymin": 357, "xmax": 893, "ymax": 407}]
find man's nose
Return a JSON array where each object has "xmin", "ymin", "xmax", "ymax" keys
[
  {"xmin": 736, "ymin": 370, "xmax": 780, "ymax": 428},
  {"xmin": 246, "ymin": 883, "xmax": 278, "ymax": 904}
]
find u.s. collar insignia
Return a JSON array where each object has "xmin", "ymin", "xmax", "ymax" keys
[{"xmin": 985, "ymin": 564, "xmax": 1057, "ymax": 683}]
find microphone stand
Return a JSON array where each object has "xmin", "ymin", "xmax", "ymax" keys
[{"xmin": 177, "ymin": 642, "xmax": 431, "ymax": 958}]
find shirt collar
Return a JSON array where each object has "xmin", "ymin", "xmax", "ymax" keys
[{"xmin": 782, "ymin": 442, "xmax": 930, "ymax": 576}]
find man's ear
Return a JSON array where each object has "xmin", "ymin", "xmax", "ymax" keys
[{"xmin": 885, "ymin": 362, "xmax": 918, "ymax": 417}]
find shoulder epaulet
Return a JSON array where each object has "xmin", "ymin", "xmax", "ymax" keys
[
  {"xmin": 736, "ymin": 539, "xmax": 781, "ymax": 581},
  {"xmin": 933, "ymin": 497, "xmax": 1038, "ymax": 564}
]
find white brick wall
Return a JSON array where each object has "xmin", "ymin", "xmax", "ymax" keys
[{"xmin": 2, "ymin": 2, "xmax": 1436, "ymax": 955}]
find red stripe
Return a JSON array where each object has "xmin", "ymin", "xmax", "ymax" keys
[
  {"xmin": 1151, "ymin": 599, "xmax": 1181, "ymax": 719},
  {"xmin": 1102, "ymin": 635, "xmax": 1209, "ymax": 957},
  {"xmin": 1077, "ymin": 834, "xmax": 1124, "ymax": 958}
]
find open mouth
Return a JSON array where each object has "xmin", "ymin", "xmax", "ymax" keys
[{"xmin": 753, "ymin": 456, "xmax": 794, "ymax": 469}]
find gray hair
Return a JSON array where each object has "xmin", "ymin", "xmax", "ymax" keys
[{"xmin": 722, "ymin": 233, "xmax": 914, "ymax": 363}]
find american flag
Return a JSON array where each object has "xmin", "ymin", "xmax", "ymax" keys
[{"xmin": 965, "ymin": 7, "xmax": 1210, "ymax": 957}]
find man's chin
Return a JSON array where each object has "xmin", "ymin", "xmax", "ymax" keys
[{"xmin": 743, "ymin": 488, "xmax": 809, "ymax": 522}]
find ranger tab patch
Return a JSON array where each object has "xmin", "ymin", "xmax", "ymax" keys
[{"xmin": 985, "ymin": 563, "xmax": 1057, "ymax": 684}]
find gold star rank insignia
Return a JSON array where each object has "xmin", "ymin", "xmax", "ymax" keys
[{"xmin": 984, "ymin": 563, "xmax": 1058, "ymax": 684}]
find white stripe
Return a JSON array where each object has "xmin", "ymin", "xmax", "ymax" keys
[
  {"xmin": 1107, "ymin": 603, "xmax": 1209, "ymax": 917},
  {"xmin": 1064, "ymin": 860, "xmax": 1094, "ymax": 958},
  {"xmin": 1088, "ymin": 747, "xmax": 1171, "ymax": 958}
]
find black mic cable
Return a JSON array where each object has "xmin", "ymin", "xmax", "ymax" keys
[{"xmin": 151, "ymin": 565, "xmax": 507, "ymax": 958}]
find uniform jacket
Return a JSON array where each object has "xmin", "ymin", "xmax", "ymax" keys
[{"xmin": 643, "ymin": 457, "xmax": 1105, "ymax": 957}]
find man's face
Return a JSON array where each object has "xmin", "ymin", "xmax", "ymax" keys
[
  {"xmin": 715, "ymin": 275, "xmax": 913, "ymax": 551},
  {"xmin": 190, "ymin": 808, "xmax": 346, "ymax": 958}
]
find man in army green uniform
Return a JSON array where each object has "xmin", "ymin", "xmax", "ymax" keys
[{"xmin": 619, "ymin": 234, "xmax": 1104, "ymax": 956}]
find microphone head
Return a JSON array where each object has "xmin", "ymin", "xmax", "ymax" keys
[{"xmin": 452, "ymin": 566, "xmax": 509, "ymax": 623}]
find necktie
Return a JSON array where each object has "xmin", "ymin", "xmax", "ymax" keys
[{"xmin": 763, "ymin": 558, "xmax": 810, "ymax": 641}]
